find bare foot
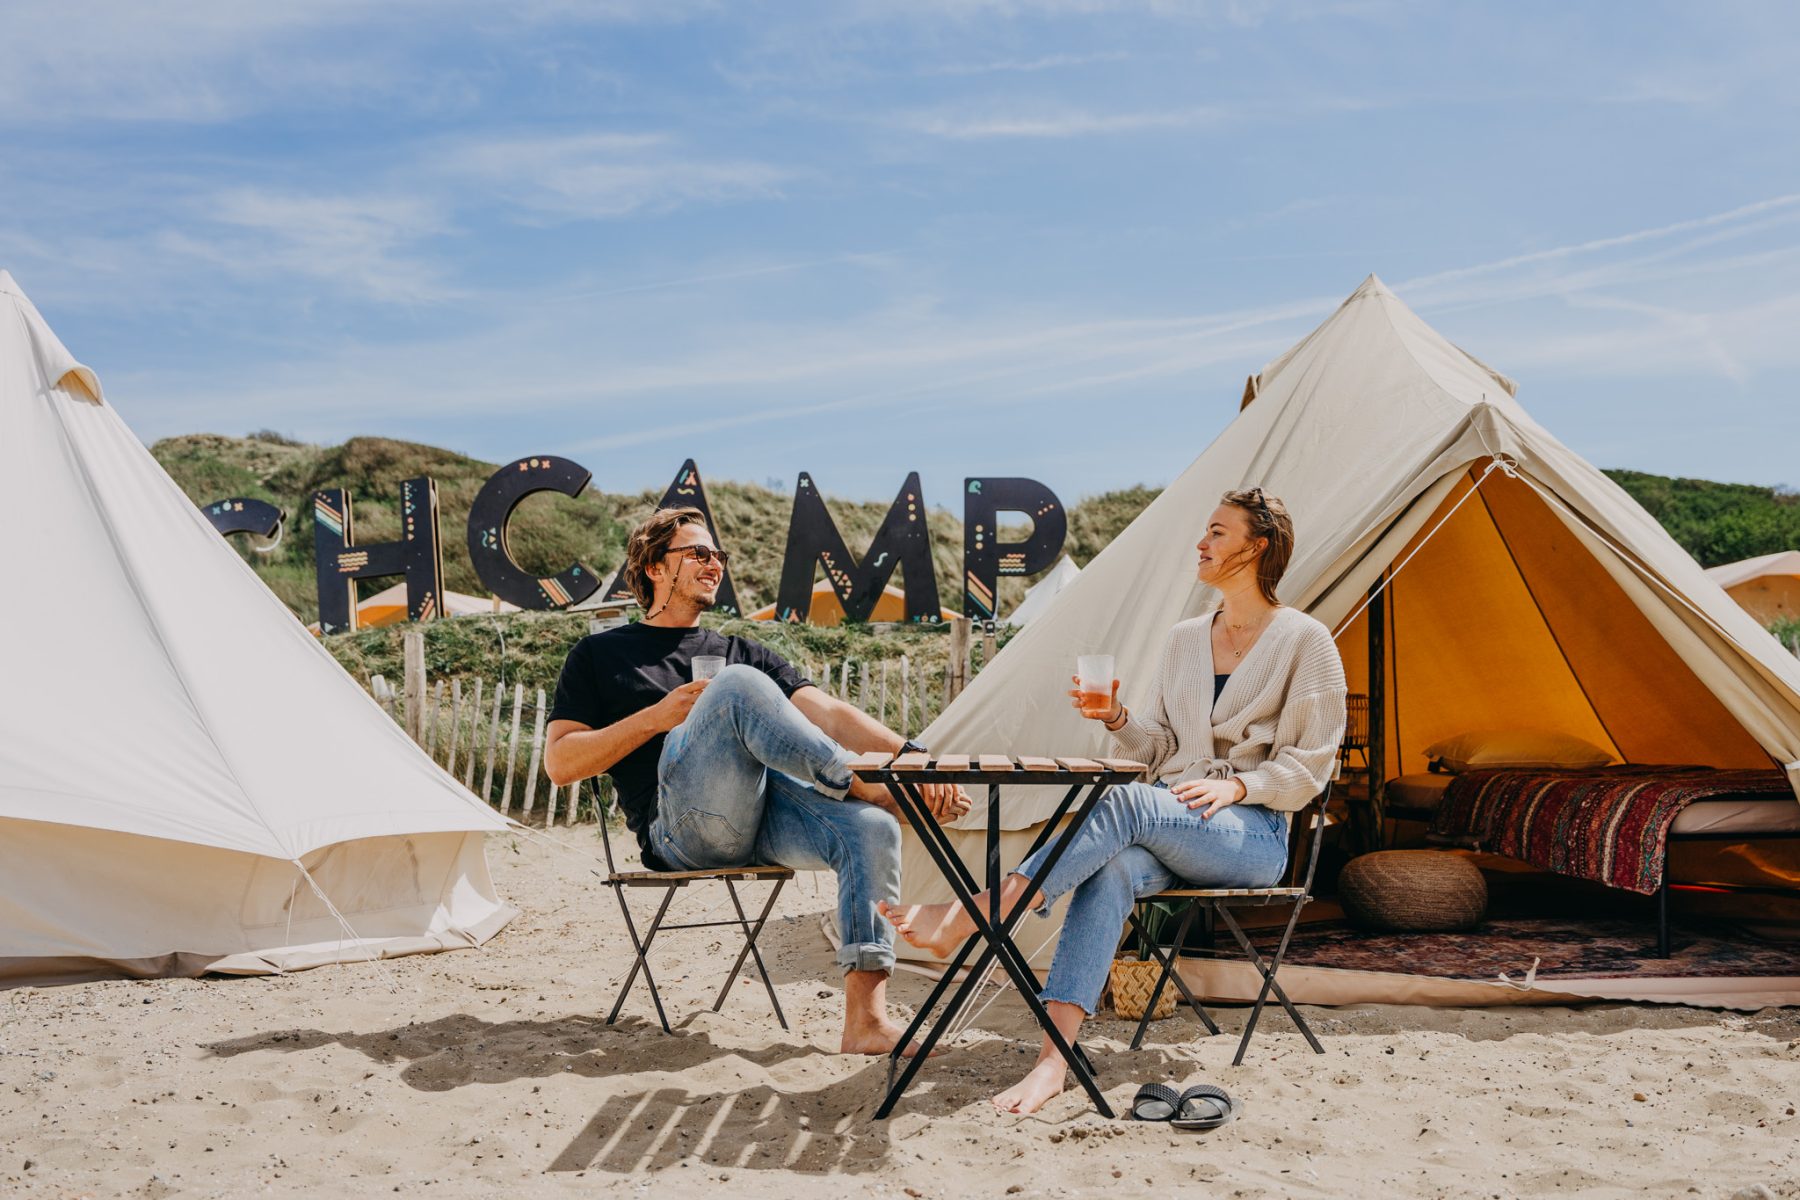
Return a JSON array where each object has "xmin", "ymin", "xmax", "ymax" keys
[
  {"xmin": 877, "ymin": 899, "xmax": 973, "ymax": 960},
  {"xmin": 992, "ymin": 1059, "xmax": 1066, "ymax": 1114},
  {"xmin": 840, "ymin": 1019, "xmax": 935, "ymax": 1058}
]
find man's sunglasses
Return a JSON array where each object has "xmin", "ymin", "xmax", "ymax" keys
[{"xmin": 665, "ymin": 545, "xmax": 731, "ymax": 567}]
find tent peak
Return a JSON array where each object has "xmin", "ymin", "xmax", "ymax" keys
[
  {"xmin": 1352, "ymin": 273, "xmax": 1393, "ymax": 298},
  {"xmin": 1, "ymin": 269, "xmax": 103, "ymax": 402}
]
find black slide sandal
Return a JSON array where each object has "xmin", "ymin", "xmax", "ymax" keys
[
  {"xmin": 1171, "ymin": 1083, "xmax": 1238, "ymax": 1130},
  {"xmin": 1130, "ymin": 1082, "xmax": 1182, "ymax": 1122}
]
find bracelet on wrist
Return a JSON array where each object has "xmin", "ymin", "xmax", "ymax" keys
[{"xmin": 1103, "ymin": 705, "xmax": 1129, "ymax": 732}]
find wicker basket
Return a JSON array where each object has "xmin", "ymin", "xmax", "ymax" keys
[
  {"xmin": 1338, "ymin": 850, "xmax": 1487, "ymax": 932},
  {"xmin": 1109, "ymin": 955, "xmax": 1177, "ymax": 1021}
]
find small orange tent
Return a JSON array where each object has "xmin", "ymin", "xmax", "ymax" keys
[{"xmin": 746, "ymin": 579, "xmax": 960, "ymax": 627}]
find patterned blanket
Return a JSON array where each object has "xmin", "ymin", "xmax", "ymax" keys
[{"xmin": 1427, "ymin": 765, "xmax": 1792, "ymax": 894}]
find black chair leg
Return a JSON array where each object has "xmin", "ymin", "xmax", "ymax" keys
[
  {"xmin": 1218, "ymin": 902, "xmax": 1323, "ymax": 1065},
  {"xmin": 714, "ymin": 876, "xmax": 790, "ymax": 1030},
  {"xmin": 1130, "ymin": 899, "xmax": 1188, "ymax": 1050},
  {"xmin": 608, "ymin": 884, "xmax": 678, "ymax": 1033},
  {"xmin": 1124, "ymin": 907, "xmax": 1218, "ymax": 1045}
]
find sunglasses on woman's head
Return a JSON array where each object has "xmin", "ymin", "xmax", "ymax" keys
[{"xmin": 666, "ymin": 545, "xmax": 731, "ymax": 567}]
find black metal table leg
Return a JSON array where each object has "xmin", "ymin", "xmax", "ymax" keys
[{"xmin": 873, "ymin": 774, "xmax": 1120, "ymax": 1120}]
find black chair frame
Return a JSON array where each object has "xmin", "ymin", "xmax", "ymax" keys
[
  {"xmin": 596, "ymin": 802, "xmax": 794, "ymax": 1034},
  {"xmin": 1124, "ymin": 779, "xmax": 1334, "ymax": 1065}
]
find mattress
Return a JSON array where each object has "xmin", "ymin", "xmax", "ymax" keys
[{"xmin": 1383, "ymin": 772, "xmax": 1800, "ymax": 836}]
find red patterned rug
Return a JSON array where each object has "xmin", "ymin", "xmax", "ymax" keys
[
  {"xmin": 1427, "ymin": 765, "xmax": 1792, "ymax": 894},
  {"xmin": 1270, "ymin": 917, "xmax": 1800, "ymax": 981}
]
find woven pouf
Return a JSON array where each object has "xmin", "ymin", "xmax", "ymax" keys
[{"xmin": 1338, "ymin": 851, "xmax": 1487, "ymax": 932}]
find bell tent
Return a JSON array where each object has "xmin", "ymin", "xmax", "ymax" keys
[
  {"xmin": 890, "ymin": 275, "xmax": 1800, "ymax": 1004},
  {"xmin": 0, "ymin": 271, "xmax": 516, "ymax": 985},
  {"xmin": 1706, "ymin": 551, "xmax": 1800, "ymax": 629},
  {"xmin": 1003, "ymin": 555, "xmax": 1082, "ymax": 627}
]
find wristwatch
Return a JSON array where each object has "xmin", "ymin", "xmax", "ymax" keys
[{"xmin": 899, "ymin": 738, "xmax": 929, "ymax": 757}]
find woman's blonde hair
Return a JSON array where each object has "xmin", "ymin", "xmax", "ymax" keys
[
  {"xmin": 1218, "ymin": 487, "xmax": 1294, "ymax": 604},
  {"xmin": 622, "ymin": 506, "xmax": 707, "ymax": 607}
]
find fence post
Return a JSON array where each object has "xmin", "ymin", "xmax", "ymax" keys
[
  {"xmin": 481, "ymin": 680, "xmax": 504, "ymax": 802},
  {"xmin": 948, "ymin": 616, "xmax": 971, "ymax": 698},
  {"xmin": 426, "ymin": 679, "xmax": 445, "ymax": 759},
  {"xmin": 981, "ymin": 623, "xmax": 997, "ymax": 674},
  {"xmin": 859, "ymin": 663, "xmax": 872, "ymax": 713},
  {"xmin": 446, "ymin": 679, "xmax": 465, "ymax": 777},
  {"xmin": 464, "ymin": 679, "xmax": 484, "ymax": 788},
  {"xmin": 500, "ymin": 682, "xmax": 525, "ymax": 815},
  {"xmin": 403, "ymin": 630, "xmax": 426, "ymax": 743},
  {"xmin": 522, "ymin": 688, "xmax": 547, "ymax": 817},
  {"xmin": 899, "ymin": 655, "xmax": 910, "ymax": 738},
  {"xmin": 879, "ymin": 660, "xmax": 890, "ymax": 726}
]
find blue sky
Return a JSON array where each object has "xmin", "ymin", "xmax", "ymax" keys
[{"xmin": 4, "ymin": 1, "xmax": 1797, "ymax": 504}]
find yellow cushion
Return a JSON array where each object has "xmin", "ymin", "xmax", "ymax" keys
[{"xmin": 1423, "ymin": 729, "xmax": 1613, "ymax": 773}]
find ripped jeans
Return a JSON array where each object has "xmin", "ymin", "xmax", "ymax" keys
[{"xmin": 648, "ymin": 665, "xmax": 902, "ymax": 974}]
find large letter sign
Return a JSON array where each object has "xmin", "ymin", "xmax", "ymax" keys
[
  {"xmin": 201, "ymin": 497, "xmax": 285, "ymax": 542},
  {"xmin": 775, "ymin": 471, "xmax": 941, "ymax": 624},
  {"xmin": 599, "ymin": 459, "xmax": 741, "ymax": 616},
  {"xmin": 467, "ymin": 456, "xmax": 600, "ymax": 610},
  {"xmin": 312, "ymin": 477, "xmax": 444, "ymax": 634},
  {"xmin": 962, "ymin": 477, "xmax": 1066, "ymax": 622}
]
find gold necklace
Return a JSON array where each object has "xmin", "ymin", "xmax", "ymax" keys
[{"xmin": 1223, "ymin": 609, "xmax": 1273, "ymax": 658}]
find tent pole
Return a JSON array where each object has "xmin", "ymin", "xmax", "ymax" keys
[{"xmin": 1365, "ymin": 576, "xmax": 1387, "ymax": 854}]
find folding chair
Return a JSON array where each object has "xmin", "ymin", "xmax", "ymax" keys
[
  {"xmin": 596, "ymin": 801, "xmax": 795, "ymax": 1034},
  {"xmin": 1124, "ymin": 778, "xmax": 1334, "ymax": 1065}
]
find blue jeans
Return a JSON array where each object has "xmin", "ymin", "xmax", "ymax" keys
[
  {"xmin": 1015, "ymin": 781, "xmax": 1290, "ymax": 1014},
  {"xmin": 648, "ymin": 665, "xmax": 902, "ymax": 974}
]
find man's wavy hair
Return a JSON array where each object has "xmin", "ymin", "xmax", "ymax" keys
[
  {"xmin": 1218, "ymin": 487, "xmax": 1294, "ymax": 605},
  {"xmin": 622, "ymin": 506, "xmax": 708, "ymax": 608}
]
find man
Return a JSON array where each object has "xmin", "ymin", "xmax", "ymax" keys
[{"xmin": 545, "ymin": 506, "xmax": 969, "ymax": 1055}]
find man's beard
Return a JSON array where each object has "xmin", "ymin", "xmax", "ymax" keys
[{"xmin": 686, "ymin": 584, "xmax": 720, "ymax": 612}]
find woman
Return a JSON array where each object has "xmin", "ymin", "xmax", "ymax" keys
[{"xmin": 881, "ymin": 488, "xmax": 1346, "ymax": 1114}]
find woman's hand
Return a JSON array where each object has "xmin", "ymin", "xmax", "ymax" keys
[
  {"xmin": 1066, "ymin": 675, "xmax": 1122, "ymax": 724},
  {"xmin": 1170, "ymin": 776, "xmax": 1247, "ymax": 818}
]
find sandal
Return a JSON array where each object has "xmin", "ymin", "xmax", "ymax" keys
[
  {"xmin": 1129, "ymin": 1082, "xmax": 1182, "ymax": 1122},
  {"xmin": 1171, "ymin": 1083, "xmax": 1238, "ymax": 1131}
]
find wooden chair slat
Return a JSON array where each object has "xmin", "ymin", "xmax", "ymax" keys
[
  {"xmin": 933, "ymin": 753, "xmax": 972, "ymax": 772},
  {"xmin": 612, "ymin": 865, "xmax": 795, "ymax": 882},
  {"xmin": 891, "ymin": 753, "xmax": 931, "ymax": 771},
  {"xmin": 1054, "ymin": 756, "xmax": 1104, "ymax": 772},
  {"xmin": 1017, "ymin": 756, "xmax": 1062, "ymax": 772},
  {"xmin": 847, "ymin": 751, "xmax": 896, "ymax": 771},
  {"xmin": 977, "ymin": 754, "xmax": 1015, "ymax": 773}
]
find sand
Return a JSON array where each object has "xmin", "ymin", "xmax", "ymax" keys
[{"xmin": 4, "ymin": 828, "xmax": 1799, "ymax": 1199}]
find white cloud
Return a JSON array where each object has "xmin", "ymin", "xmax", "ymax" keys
[
  {"xmin": 897, "ymin": 105, "xmax": 1230, "ymax": 138},
  {"xmin": 429, "ymin": 132, "xmax": 791, "ymax": 222},
  {"xmin": 151, "ymin": 188, "xmax": 458, "ymax": 305}
]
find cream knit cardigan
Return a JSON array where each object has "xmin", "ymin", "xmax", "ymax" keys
[{"xmin": 1110, "ymin": 606, "xmax": 1348, "ymax": 812}]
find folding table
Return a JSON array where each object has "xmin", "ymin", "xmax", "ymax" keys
[{"xmin": 850, "ymin": 752, "xmax": 1145, "ymax": 1120}]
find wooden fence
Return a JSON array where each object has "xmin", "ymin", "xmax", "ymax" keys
[{"xmin": 371, "ymin": 618, "xmax": 998, "ymax": 826}]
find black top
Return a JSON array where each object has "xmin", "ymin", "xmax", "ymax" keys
[
  {"xmin": 549, "ymin": 623, "xmax": 812, "ymax": 863},
  {"xmin": 1214, "ymin": 673, "xmax": 1230, "ymax": 703}
]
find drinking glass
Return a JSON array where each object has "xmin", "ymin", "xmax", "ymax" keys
[
  {"xmin": 1075, "ymin": 654, "xmax": 1115, "ymax": 717},
  {"xmin": 692, "ymin": 655, "xmax": 727, "ymax": 681}
]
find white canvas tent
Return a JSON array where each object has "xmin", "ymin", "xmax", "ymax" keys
[
  {"xmin": 1002, "ymin": 555, "xmax": 1081, "ymax": 627},
  {"xmin": 885, "ymin": 275, "xmax": 1800, "ymax": 1005},
  {"xmin": 1707, "ymin": 550, "xmax": 1800, "ymax": 628},
  {"xmin": 0, "ymin": 271, "xmax": 516, "ymax": 985}
]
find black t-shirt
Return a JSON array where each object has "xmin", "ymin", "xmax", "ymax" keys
[{"xmin": 548, "ymin": 623, "xmax": 812, "ymax": 864}]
